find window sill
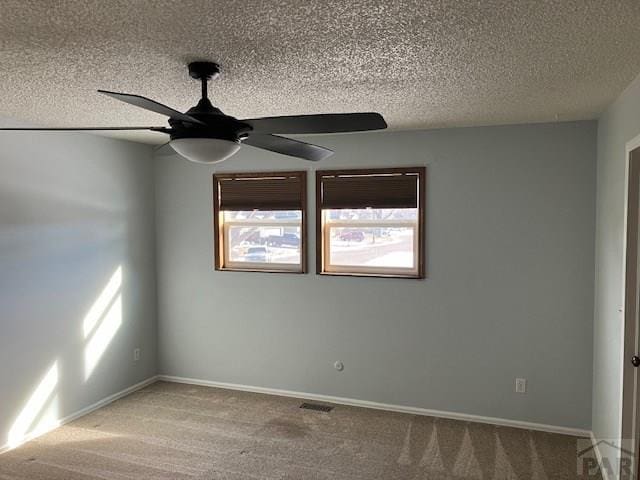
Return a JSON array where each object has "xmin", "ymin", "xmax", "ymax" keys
[
  {"xmin": 317, "ymin": 271, "xmax": 424, "ymax": 280},
  {"xmin": 216, "ymin": 266, "xmax": 305, "ymax": 274}
]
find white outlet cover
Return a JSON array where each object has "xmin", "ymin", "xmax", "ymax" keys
[{"xmin": 515, "ymin": 378, "xmax": 527, "ymax": 393}]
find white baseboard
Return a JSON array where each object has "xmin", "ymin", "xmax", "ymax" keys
[
  {"xmin": 0, "ymin": 375, "xmax": 159, "ymax": 455},
  {"xmin": 158, "ymin": 374, "xmax": 591, "ymax": 438}
]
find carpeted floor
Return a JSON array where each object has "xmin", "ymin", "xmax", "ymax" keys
[{"xmin": 0, "ymin": 381, "xmax": 601, "ymax": 479}]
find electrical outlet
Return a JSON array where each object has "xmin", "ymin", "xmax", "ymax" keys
[
  {"xmin": 515, "ymin": 378, "xmax": 527, "ymax": 393},
  {"xmin": 133, "ymin": 348, "xmax": 140, "ymax": 362}
]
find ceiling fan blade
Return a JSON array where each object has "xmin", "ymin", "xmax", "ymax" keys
[
  {"xmin": 242, "ymin": 112, "xmax": 387, "ymax": 135},
  {"xmin": 243, "ymin": 134, "xmax": 333, "ymax": 161},
  {"xmin": 98, "ymin": 90, "xmax": 205, "ymax": 125},
  {"xmin": 0, "ymin": 126, "xmax": 166, "ymax": 131}
]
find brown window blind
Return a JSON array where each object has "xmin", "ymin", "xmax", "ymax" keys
[
  {"xmin": 317, "ymin": 168, "xmax": 423, "ymax": 209},
  {"xmin": 215, "ymin": 171, "xmax": 305, "ymax": 211}
]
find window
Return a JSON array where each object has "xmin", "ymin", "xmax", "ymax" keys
[
  {"xmin": 213, "ymin": 171, "xmax": 306, "ymax": 273},
  {"xmin": 316, "ymin": 167, "xmax": 425, "ymax": 278}
]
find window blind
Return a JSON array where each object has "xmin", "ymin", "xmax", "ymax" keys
[
  {"xmin": 215, "ymin": 172, "xmax": 305, "ymax": 211},
  {"xmin": 318, "ymin": 168, "xmax": 422, "ymax": 209}
]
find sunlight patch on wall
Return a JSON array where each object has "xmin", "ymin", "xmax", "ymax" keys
[
  {"xmin": 83, "ymin": 267, "xmax": 122, "ymax": 338},
  {"xmin": 83, "ymin": 266, "xmax": 123, "ymax": 381},
  {"xmin": 84, "ymin": 294, "xmax": 122, "ymax": 380},
  {"xmin": 7, "ymin": 362, "xmax": 59, "ymax": 449}
]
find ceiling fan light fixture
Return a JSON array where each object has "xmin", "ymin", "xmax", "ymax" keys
[{"xmin": 169, "ymin": 137, "xmax": 241, "ymax": 164}]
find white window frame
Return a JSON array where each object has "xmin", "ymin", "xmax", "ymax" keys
[
  {"xmin": 221, "ymin": 216, "xmax": 303, "ymax": 272},
  {"xmin": 321, "ymin": 213, "xmax": 419, "ymax": 277}
]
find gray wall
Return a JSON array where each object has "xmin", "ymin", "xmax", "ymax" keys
[
  {"xmin": 0, "ymin": 126, "xmax": 157, "ymax": 450},
  {"xmin": 155, "ymin": 121, "xmax": 596, "ymax": 430},
  {"xmin": 593, "ymin": 74, "xmax": 640, "ymax": 454}
]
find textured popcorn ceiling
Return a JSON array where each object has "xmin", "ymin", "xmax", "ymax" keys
[{"xmin": 1, "ymin": 0, "xmax": 640, "ymax": 144}]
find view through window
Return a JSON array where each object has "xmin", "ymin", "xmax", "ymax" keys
[
  {"xmin": 324, "ymin": 208, "xmax": 418, "ymax": 270},
  {"xmin": 223, "ymin": 210, "xmax": 302, "ymax": 267}
]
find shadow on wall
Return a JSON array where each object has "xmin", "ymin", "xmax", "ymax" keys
[{"xmin": 4, "ymin": 265, "xmax": 123, "ymax": 450}]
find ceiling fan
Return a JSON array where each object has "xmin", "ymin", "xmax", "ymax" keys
[{"xmin": 0, "ymin": 61, "xmax": 388, "ymax": 163}]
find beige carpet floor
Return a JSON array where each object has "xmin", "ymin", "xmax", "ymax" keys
[{"xmin": 0, "ymin": 381, "xmax": 601, "ymax": 479}]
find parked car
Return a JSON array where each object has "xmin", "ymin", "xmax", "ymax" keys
[
  {"xmin": 339, "ymin": 230, "xmax": 365, "ymax": 242},
  {"xmin": 243, "ymin": 246, "xmax": 268, "ymax": 262},
  {"xmin": 244, "ymin": 232, "xmax": 266, "ymax": 245},
  {"xmin": 266, "ymin": 233, "xmax": 300, "ymax": 247}
]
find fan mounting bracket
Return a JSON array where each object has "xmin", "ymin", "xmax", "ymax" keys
[{"xmin": 188, "ymin": 62, "xmax": 220, "ymax": 81}]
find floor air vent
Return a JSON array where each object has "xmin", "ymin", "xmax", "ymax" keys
[{"xmin": 300, "ymin": 402, "xmax": 334, "ymax": 412}]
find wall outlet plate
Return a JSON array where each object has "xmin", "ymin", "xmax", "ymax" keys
[
  {"xmin": 134, "ymin": 348, "xmax": 141, "ymax": 362},
  {"xmin": 515, "ymin": 378, "xmax": 527, "ymax": 393}
]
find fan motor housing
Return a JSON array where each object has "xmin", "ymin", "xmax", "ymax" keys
[{"xmin": 168, "ymin": 114, "xmax": 250, "ymax": 143}]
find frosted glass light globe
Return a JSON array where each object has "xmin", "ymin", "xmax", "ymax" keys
[{"xmin": 170, "ymin": 138, "xmax": 241, "ymax": 164}]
